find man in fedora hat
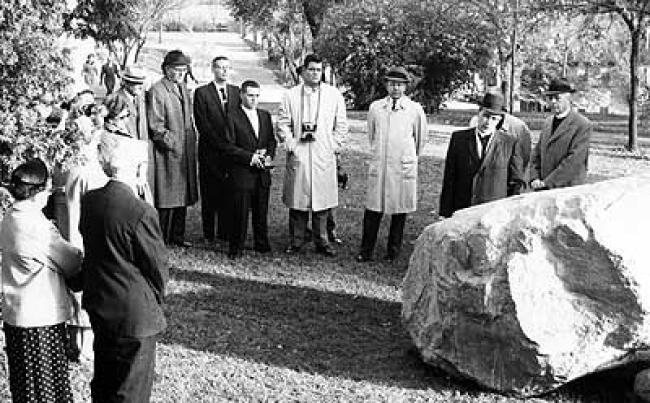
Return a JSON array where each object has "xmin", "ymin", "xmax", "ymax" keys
[
  {"xmin": 439, "ymin": 91, "xmax": 525, "ymax": 218},
  {"xmin": 356, "ymin": 66, "xmax": 427, "ymax": 263},
  {"xmin": 104, "ymin": 66, "xmax": 148, "ymax": 140},
  {"xmin": 530, "ymin": 77, "xmax": 591, "ymax": 190},
  {"xmin": 277, "ymin": 54, "xmax": 348, "ymax": 257},
  {"xmin": 147, "ymin": 49, "xmax": 198, "ymax": 247}
]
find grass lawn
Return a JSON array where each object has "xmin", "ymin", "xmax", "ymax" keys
[{"xmin": 0, "ymin": 119, "xmax": 647, "ymax": 402}]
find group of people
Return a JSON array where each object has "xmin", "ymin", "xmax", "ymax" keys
[{"xmin": 0, "ymin": 45, "xmax": 591, "ymax": 402}]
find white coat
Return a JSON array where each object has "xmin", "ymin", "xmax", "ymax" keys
[
  {"xmin": 277, "ymin": 83, "xmax": 348, "ymax": 211},
  {"xmin": 365, "ymin": 96, "xmax": 427, "ymax": 214}
]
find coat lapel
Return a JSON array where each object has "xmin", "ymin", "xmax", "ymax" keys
[
  {"xmin": 467, "ymin": 128, "xmax": 480, "ymax": 166},
  {"xmin": 478, "ymin": 131, "xmax": 504, "ymax": 173},
  {"xmin": 234, "ymin": 107, "xmax": 257, "ymax": 145},
  {"xmin": 547, "ymin": 110, "xmax": 577, "ymax": 145}
]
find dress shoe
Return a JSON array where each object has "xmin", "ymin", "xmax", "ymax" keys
[
  {"xmin": 315, "ymin": 246, "xmax": 336, "ymax": 257},
  {"xmin": 171, "ymin": 240, "xmax": 193, "ymax": 248},
  {"xmin": 284, "ymin": 245, "xmax": 302, "ymax": 254},
  {"xmin": 355, "ymin": 253, "xmax": 372, "ymax": 262},
  {"xmin": 383, "ymin": 254, "xmax": 397, "ymax": 263},
  {"xmin": 255, "ymin": 244, "xmax": 272, "ymax": 253},
  {"xmin": 228, "ymin": 249, "xmax": 242, "ymax": 259},
  {"xmin": 328, "ymin": 232, "xmax": 343, "ymax": 245}
]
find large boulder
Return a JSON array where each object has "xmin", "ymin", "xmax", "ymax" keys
[{"xmin": 402, "ymin": 175, "xmax": 650, "ymax": 396}]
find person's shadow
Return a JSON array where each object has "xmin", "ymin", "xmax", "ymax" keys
[{"xmin": 161, "ymin": 267, "xmax": 450, "ymax": 391}]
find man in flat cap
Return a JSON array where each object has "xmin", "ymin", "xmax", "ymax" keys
[
  {"xmin": 439, "ymin": 91, "xmax": 525, "ymax": 218},
  {"xmin": 277, "ymin": 54, "xmax": 348, "ymax": 256},
  {"xmin": 530, "ymin": 77, "xmax": 591, "ymax": 190},
  {"xmin": 356, "ymin": 66, "xmax": 427, "ymax": 263},
  {"xmin": 147, "ymin": 50, "xmax": 198, "ymax": 247}
]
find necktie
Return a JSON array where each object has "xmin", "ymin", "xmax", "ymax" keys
[
  {"xmin": 220, "ymin": 87, "xmax": 227, "ymax": 107},
  {"xmin": 392, "ymin": 98, "xmax": 397, "ymax": 111},
  {"xmin": 479, "ymin": 135, "xmax": 491, "ymax": 158}
]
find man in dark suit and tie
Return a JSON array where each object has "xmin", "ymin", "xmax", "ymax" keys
[
  {"xmin": 219, "ymin": 80, "xmax": 276, "ymax": 258},
  {"xmin": 193, "ymin": 56, "xmax": 241, "ymax": 244},
  {"xmin": 79, "ymin": 132, "xmax": 168, "ymax": 402},
  {"xmin": 531, "ymin": 77, "xmax": 591, "ymax": 191},
  {"xmin": 439, "ymin": 92, "xmax": 525, "ymax": 217}
]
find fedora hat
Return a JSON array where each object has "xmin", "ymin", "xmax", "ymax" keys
[
  {"xmin": 384, "ymin": 66, "xmax": 410, "ymax": 83},
  {"xmin": 478, "ymin": 92, "xmax": 506, "ymax": 115},
  {"xmin": 162, "ymin": 50, "xmax": 190, "ymax": 67},
  {"xmin": 545, "ymin": 77, "xmax": 576, "ymax": 95},
  {"xmin": 122, "ymin": 66, "xmax": 146, "ymax": 84}
]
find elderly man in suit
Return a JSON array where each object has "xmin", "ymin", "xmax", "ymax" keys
[
  {"xmin": 103, "ymin": 66, "xmax": 148, "ymax": 140},
  {"xmin": 439, "ymin": 92, "xmax": 525, "ymax": 218},
  {"xmin": 147, "ymin": 50, "xmax": 198, "ymax": 247},
  {"xmin": 530, "ymin": 78, "xmax": 592, "ymax": 190},
  {"xmin": 80, "ymin": 132, "xmax": 168, "ymax": 402},
  {"xmin": 218, "ymin": 80, "xmax": 276, "ymax": 258},
  {"xmin": 356, "ymin": 67, "xmax": 428, "ymax": 263},
  {"xmin": 277, "ymin": 54, "xmax": 348, "ymax": 256},
  {"xmin": 193, "ymin": 56, "xmax": 240, "ymax": 244}
]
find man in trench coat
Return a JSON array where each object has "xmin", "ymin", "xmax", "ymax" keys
[
  {"xmin": 530, "ymin": 77, "xmax": 591, "ymax": 190},
  {"xmin": 439, "ymin": 91, "xmax": 525, "ymax": 218},
  {"xmin": 356, "ymin": 67, "xmax": 427, "ymax": 263},
  {"xmin": 277, "ymin": 54, "xmax": 348, "ymax": 256},
  {"xmin": 147, "ymin": 50, "xmax": 198, "ymax": 247}
]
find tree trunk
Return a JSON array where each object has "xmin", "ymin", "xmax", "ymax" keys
[{"xmin": 629, "ymin": 27, "xmax": 640, "ymax": 151}]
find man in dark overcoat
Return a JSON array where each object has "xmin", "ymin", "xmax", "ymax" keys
[
  {"xmin": 193, "ymin": 55, "xmax": 240, "ymax": 244},
  {"xmin": 80, "ymin": 132, "xmax": 168, "ymax": 402},
  {"xmin": 219, "ymin": 80, "xmax": 276, "ymax": 258},
  {"xmin": 147, "ymin": 50, "xmax": 198, "ymax": 247},
  {"xmin": 530, "ymin": 78, "xmax": 592, "ymax": 190},
  {"xmin": 439, "ymin": 92, "xmax": 525, "ymax": 217}
]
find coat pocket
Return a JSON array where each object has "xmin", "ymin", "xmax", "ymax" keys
[
  {"xmin": 401, "ymin": 157, "xmax": 417, "ymax": 179},
  {"xmin": 368, "ymin": 159, "xmax": 380, "ymax": 177}
]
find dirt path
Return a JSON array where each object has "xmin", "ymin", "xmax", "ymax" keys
[{"xmin": 142, "ymin": 31, "xmax": 285, "ymax": 103}]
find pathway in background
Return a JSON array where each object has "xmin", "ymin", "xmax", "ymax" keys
[{"xmin": 142, "ymin": 31, "xmax": 285, "ymax": 104}]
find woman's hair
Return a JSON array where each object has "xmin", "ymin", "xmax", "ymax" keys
[{"xmin": 9, "ymin": 159, "xmax": 49, "ymax": 201}]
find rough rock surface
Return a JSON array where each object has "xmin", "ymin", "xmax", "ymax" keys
[{"xmin": 402, "ymin": 175, "xmax": 650, "ymax": 396}]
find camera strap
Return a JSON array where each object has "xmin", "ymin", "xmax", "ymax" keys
[{"xmin": 300, "ymin": 85, "xmax": 321, "ymax": 126}]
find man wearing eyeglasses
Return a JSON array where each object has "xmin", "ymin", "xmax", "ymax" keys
[
  {"xmin": 530, "ymin": 78, "xmax": 591, "ymax": 191},
  {"xmin": 147, "ymin": 50, "xmax": 198, "ymax": 247}
]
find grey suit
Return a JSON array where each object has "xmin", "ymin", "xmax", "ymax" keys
[{"xmin": 531, "ymin": 109, "xmax": 591, "ymax": 188}]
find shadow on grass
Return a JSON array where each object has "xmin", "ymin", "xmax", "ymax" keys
[{"xmin": 162, "ymin": 267, "xmax": 449, "ymax": 391}]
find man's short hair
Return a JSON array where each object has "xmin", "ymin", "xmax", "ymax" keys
[
  {"xmin": 303, "ymin": 54, "xmax": 323, "ymax": 68},
  {"xmin": 240, "ymin": 80, "xmax": 260, "ymax": 93},
  {"xmin": 9, "ymin": 158, "xmax": 49, "ymax": 201},
  {"xmin": 212, "ymin": 56, "xmax": 229, "ymax": 66},
  {"xmin": 97, "ymin": 132, "xmax": 139, "ymax": 178}
]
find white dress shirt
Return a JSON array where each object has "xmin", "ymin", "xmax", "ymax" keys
[{"xmin": 241, "ymin": 105, "xmax": 259, "ymax": 138}]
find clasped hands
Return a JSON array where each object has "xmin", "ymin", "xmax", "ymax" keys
[
  {"xmin": 530, "ymin": 179, "xmax": 546, "ymax": 191},
  {"xmin": 250, "ymin": 149, "xmax": 270, "ymax": 169}
]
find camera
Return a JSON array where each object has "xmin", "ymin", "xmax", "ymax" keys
[{"xmin": 300, "ymin": 122, "xmax": 317, "ymax": 142}]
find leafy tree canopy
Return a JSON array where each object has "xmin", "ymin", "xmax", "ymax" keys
[
  {"xmin": 0, "ymin": 0, "xmax": 82, "ymax": 179},
  {"xmin": 315, "ymin": 0, "xmax": 495, "ymax": 110}
]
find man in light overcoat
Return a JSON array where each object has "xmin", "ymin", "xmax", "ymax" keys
[
  {"xmin": 530, "ymin": 77, "xmax": 591, "ymax": 190},
  {"xmin": 356, "ymin": 67, "xmax": 427, "ymax": 263},
  {"xmin": 439, "ymin": 92, "xmax": 525, "ymax": 218},
  {"xmin": 277, "ymin": 54, "xmax": 348, "ymax": 256},
  {"xmin": 147, "ymin": 50, "xmax": 198, "ymax": 247}
]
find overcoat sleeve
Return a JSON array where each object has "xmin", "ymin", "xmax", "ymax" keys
[
  {"xmin": 332, "ymin": 91, "xmax": 348, "ymax": 151},
  {"xmin": 414, "ymin": 104, "xmax": 427, "ymax": 156},
  {"xmin": 439, "ymin": 133, "xmax": 458, "ymax": 218},
  {"xmin": 132, "ymin": 206, "xmax": 168, "ymax": 305},
  {"xmin": 544, "ymin": 122, "xmax": 591, "ymax": 188},
  {"xmin": 147, "ymin": 85, "xmax": 176, "ymax": 152}
]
